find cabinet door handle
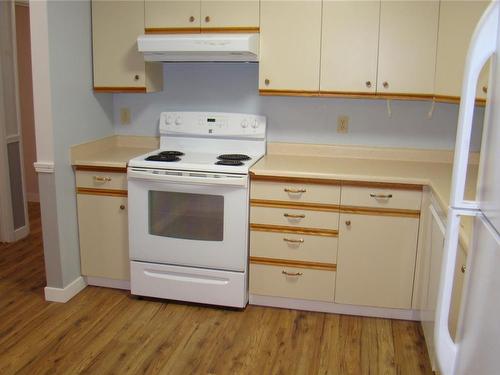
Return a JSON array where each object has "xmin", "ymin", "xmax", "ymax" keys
[
  {"xmin": 284, "ymin": 213, "xmax": 305, "ymax": 219},
  {"xmin": 383, "ymin": 81, "xmax": 389, "ymax": 89},
  {"xmin": 282, "ymin": 270, "xmax": 303, "ymax": 277},
  {"xmin": 205, "ymin": 16, "xmax": 210, "ymax": 22},
  {"xmin": 482, "ymin": 86, "xmax": 488, "ymax": 94},
  {"xmin": 345, "ymin": 220, "xmax": 351, "ymax": 226},
  {"xmin": 461, "ymin": 265, "xmax": 466, "ymax": 273},
  {"xmin": 284, "ymin": 188, "xmax": 306, "ymax": 193},
  {"xmin": 283, "ymin": 238, "xmax": 304, "ymax": 243},
  {"xmin": 365, "ymin": 81, "xmax": 372, "ymax": 88},
  {"xmin": 264, "ymin": 78, "xmax": 270, "ymax": 86},
  {"xmin": 370, "ymin": 193, "xmax": 393, "ymax": 199},
  {"xmin": 94, "ymin": 176, "xmax": 112, "ymax": 182},
  {"xmin": 189, "ymin": 16, "xmax": 195, "ymax": 22},
  {"xmin": 120, "ymin": 205, "xmax": 126, "ymax": 210},
  {"xmin": 134, "ymin": 74, "xmax": 140, "ymax": 81}
]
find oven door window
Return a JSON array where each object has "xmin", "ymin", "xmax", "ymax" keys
[{"xmin": 149, "ymin": 191, "xmax": 224, "ymax": 241}]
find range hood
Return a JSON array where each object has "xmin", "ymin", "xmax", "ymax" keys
[{"xmin": 137, "ymin": 34, "xmax": 259, "ymax": 62}]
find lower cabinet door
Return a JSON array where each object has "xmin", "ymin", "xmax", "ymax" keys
[
  {"xmin": 77, "ymin": 194, "xmax": 129, "ymax": 280},
  {"xmin": 250, "ymin": 263, "xmax": 335, "ymax": 302},
  {"xmin": 335, "ymin": 213, "xmax": 419, "ymax": 309}
]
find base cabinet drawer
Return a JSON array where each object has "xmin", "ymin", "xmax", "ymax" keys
[
  {"xmin": 341, "ymin": 185, "xmax": 422, "ymax": 210},
  {"xmin": 251, "ymin": 205, "xmax": 339, "ymax": 231},
  {"xmin": 251, "ymin": 180, "xmax": 340, "ymax": 205},
  {"xmin": 250, "ymin": 263, "xmax": 335, "ymax": 302},
  {"xmin": 250, "ymin": 230, "xmax": 338, "ymax": 264},
  {"xmin": 76, "ymin": 170, "xmax": 127, "ymax": 190}
]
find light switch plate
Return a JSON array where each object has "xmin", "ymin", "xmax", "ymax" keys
[{"xmin": 337, "ymin": 115, "xmax": 349, "ymax": 133}]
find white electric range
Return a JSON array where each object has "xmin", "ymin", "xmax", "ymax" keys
[{"xmin": 127, "ymin": 111, "xmax": 266, "ymax": 308}]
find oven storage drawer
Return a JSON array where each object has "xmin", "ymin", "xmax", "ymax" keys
[
  {"xmin": 250, "ymin": 205, "xmax": 339, "ymax": 231},
  {"xmin": 250, "ymin": 230, "xmax": 338, "ymax": 264},
  {"xmin": 251, "ymin": 180, "xmax": 340, "ymax": 205},
  {"xmin": 250, "ymin": 263, "xmax": 335, "ymax": 302},
  {"xmin": 131, "ymin": 261, "xmax": 247, "ymax": 308},
  {"xmin": 341, "ymin": 186, "xmax": 422, "ymax": 211},
  {"xmin": 76, "ymin": 170, "xmax": 127, "ymax": 190}
]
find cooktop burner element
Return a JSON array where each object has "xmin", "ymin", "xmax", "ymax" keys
[
  {"xmin": 159, "ymin": 150, "xmax": 184, "ymax": 157},
  {"xmin": 145, "ymin": 154, "xmax": 181, "ymax": 162},
  {"xmin": 217, "ymin": 154, "xmax": 251, "ymax": 161},
  {"xmin": 215, "ymin": 160, "xmax": 244, "ymax": 166}
]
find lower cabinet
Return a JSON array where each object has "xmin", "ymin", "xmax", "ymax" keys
[
  {"xmin": 334, "ymin": 213, "xmax": 420, "ymax": 309},
  {"xmin": 250, "ymin": 263, "xmax": 335, "ymax": 302},
  {"xmin": 77, "ymin": 193, "xmax": 129, "ymax": 280}
]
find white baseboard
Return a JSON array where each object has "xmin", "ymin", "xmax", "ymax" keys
[
  {"xmin": 44, "ymin": 276, "xmax": 87, "ymax": 303},
  {"xmin": 85, "ymin": 276, "xmax": 130, "ymax": 290},
  {"xmin": 249, "ymin": 294, "xmax": 419, "ymax": 321}
]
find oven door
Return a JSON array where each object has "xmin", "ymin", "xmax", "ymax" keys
[{"xmin": 128, "ymin": 168, "xmax": 249, "ymax": 272}]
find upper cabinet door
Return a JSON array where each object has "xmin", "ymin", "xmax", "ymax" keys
[
  {"xmin": 320, "ymin": 1, "xmax": 380, "ymax": 94},
  {"xmin": 145, "ymin": 0, "xmax": 201, "ymax": 31},
  {"xmin": 92, "ymin": 0, "xmax": 146, "ymax": 90},
  {"xmin": 201, "ymin": 0, "xmax": 259, "ymax": 30},
  {"xmin": 435, "ymin": 1, "xmax": 490, "ymax": 101},
  {"xmin": 377, "ymin": 1, "xmax": 439, "ymax": 96},
  {"xmin": 259, "ymin": 1, "xmax": 322, "ymax": 93}
]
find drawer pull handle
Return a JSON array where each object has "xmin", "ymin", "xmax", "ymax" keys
[
  {"xmin": 283, "ymin": 238, "xmax": 304, "ymax": 243},
  {"xmin": 284, "ymin": 213, "xmax": 305, "ymax": 219},
  {"xmin": 94, "ymin": 176, "xmax": 112, "ymax": 182},
  {"xmin": 370, "ymin": 193, "xmax": 393, "ymax": 199},
  {"xmin": 282, "ymin": 270, "xmax": 303, "ymax": 277},
  {"xmin": 461, "ymin": 265, "xmax": 466, "ymax": 273},
  {"xmin": 284, "ymin": 188, "xmax": 306, "ymax": 193}
]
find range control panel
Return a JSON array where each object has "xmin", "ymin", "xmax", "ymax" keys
[{"xmin": 159, "ymin": 112, "xmax": 266, "ymax": 139}]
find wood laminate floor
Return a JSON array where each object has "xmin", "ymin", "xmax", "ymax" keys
[{"xmin": 0, "ymin": 203, "xmax": 432, "ymax": 375}]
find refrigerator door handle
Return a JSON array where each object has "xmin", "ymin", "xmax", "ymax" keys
[
  {"xmin": 450, "ymin": 1, "xmax": 499, "ymax": 210},
  {"xmin": 435, "ymin": 209, "xmax": 477, "ymax": 375}
]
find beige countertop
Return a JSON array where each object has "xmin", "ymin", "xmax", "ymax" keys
[
  {"xmin": 251, "ymin": 143, "xmax": 478, "ymax": 252},
  {"xmin": 71, "ymin": 135, "xmax": 159, "ymax": 169}
]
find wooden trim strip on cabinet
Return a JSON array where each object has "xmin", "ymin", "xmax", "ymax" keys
[
  {"xmin": 145, "ymin": 27, "xmax": 201, "ymax": 34},
  {"xmin": 250, "ymin": 223, "xmax": 338, "ymax": 237},
  {"xmin": 250, "ymin": 173, "xmax": 341, "ymax": 186},
  {"xmin": 77, "ymin": 188, "xmax": 128, "ymax": 197},
  {"xmin": 201, "ymin": 27, "xmax": 260, "ymax": 33},
  {"xmin": 259, "ymin": 89, "xmax": 320, "ymax": 97},
  {"xmin": 319, "ymin": 91, "xmax": 377, "ymax": 99},
  {"xmin": 75, "ymin": 165, "xmax": 127, "ymax": 173},
  {"xmin": 340, "ymin": 205, "xmax": 420, "ymax": 218},
  {"xmin": 374, "ymin": 93, "xmax": 435, "ymax": 101},
  {"xmin": 93, "ymin": 87, "xmax": 147, "ymax": 93},
  {"xmin": 434, "ymin": 95, "xmax": 486, "ymax": 107},
  {"xmin": 250, "ymin": 199, "xmax": 339, "ymax": 212},
  {"xmin": 250, "ymin": 256, "xmax": 337, "ymax": 271},
  {"xmin": 341, "ymin": 180, "xmax": 423, "ymax": 191}
]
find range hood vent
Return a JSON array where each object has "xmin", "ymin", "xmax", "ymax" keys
[{"xmin": 137, "ymin": 33, "xmax": 259, "ymax": 62}]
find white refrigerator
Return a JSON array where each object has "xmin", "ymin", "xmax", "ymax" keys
[{"xmin": 435, "ymin": 2, "xmax": 500, "ymax": 375}]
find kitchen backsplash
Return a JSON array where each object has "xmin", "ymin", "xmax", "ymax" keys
[{"xmin": 113, "ymin": 63, "xmax": 484, "ymax": 151}]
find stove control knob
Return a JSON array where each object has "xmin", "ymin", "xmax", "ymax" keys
[
  {"xmin": 251, "ymin": 119, "xmax": 259, "ymax": 128},
  {"xmin": 175, "ymin": 116, "xmax": 182, "ymax": 125},
  {"xmin": 165, "ymin": 115, "xmax": 173, "ymax": 125},
  {"xmin": 240, "ymin": 119, "xmax": 248, "ymax": 128}
]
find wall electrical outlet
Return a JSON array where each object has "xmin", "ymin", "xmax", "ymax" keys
[
  {"xmin": 120, "ymin": 107, "xmax": 131, "ymax": 125},
  {"xmin": 337, "ymin": 115, "xmax": 349, "ymax": 133}
]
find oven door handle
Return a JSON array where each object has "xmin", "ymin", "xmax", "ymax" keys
[{"xmin": 127, "ymin": 168, "xmax": 248, "ymax": 187}]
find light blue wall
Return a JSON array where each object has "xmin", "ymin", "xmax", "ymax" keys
[
  {"xmin": 46, "ymin": 0, "xmax": 114, "ymax": 287},
  {"xmin": 114, "ymin": 63, "xmax": 484, "ymax": 151}
]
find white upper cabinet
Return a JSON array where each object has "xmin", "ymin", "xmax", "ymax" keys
[
  {"xmin": 259, "ymin": 1, "xmax": 322, "ymax": 92},
  {"xmin": 201, "ymin": 1, "xmax": 259, "ymax": 29},
  {"xmin": 435, "ymin": 1, "xmax": 490, "ymax": 101},
  {"xmin": 92, "ymin": 0, "xmax": 162, "ymax": 92},
  {"xmin": 145, "ymin": 0, "xmax": 259, "ymax": 31},
  {"xmin": 377, "ymin": 1, "xmax": 439, "ymax": 96},
  {"xmin": 145, "ymin": 0, "xmax": 201, "ymax": 30},
  {"xmin": 320, "ymin": 1, "xmax": 380, "ymax": 94}
]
